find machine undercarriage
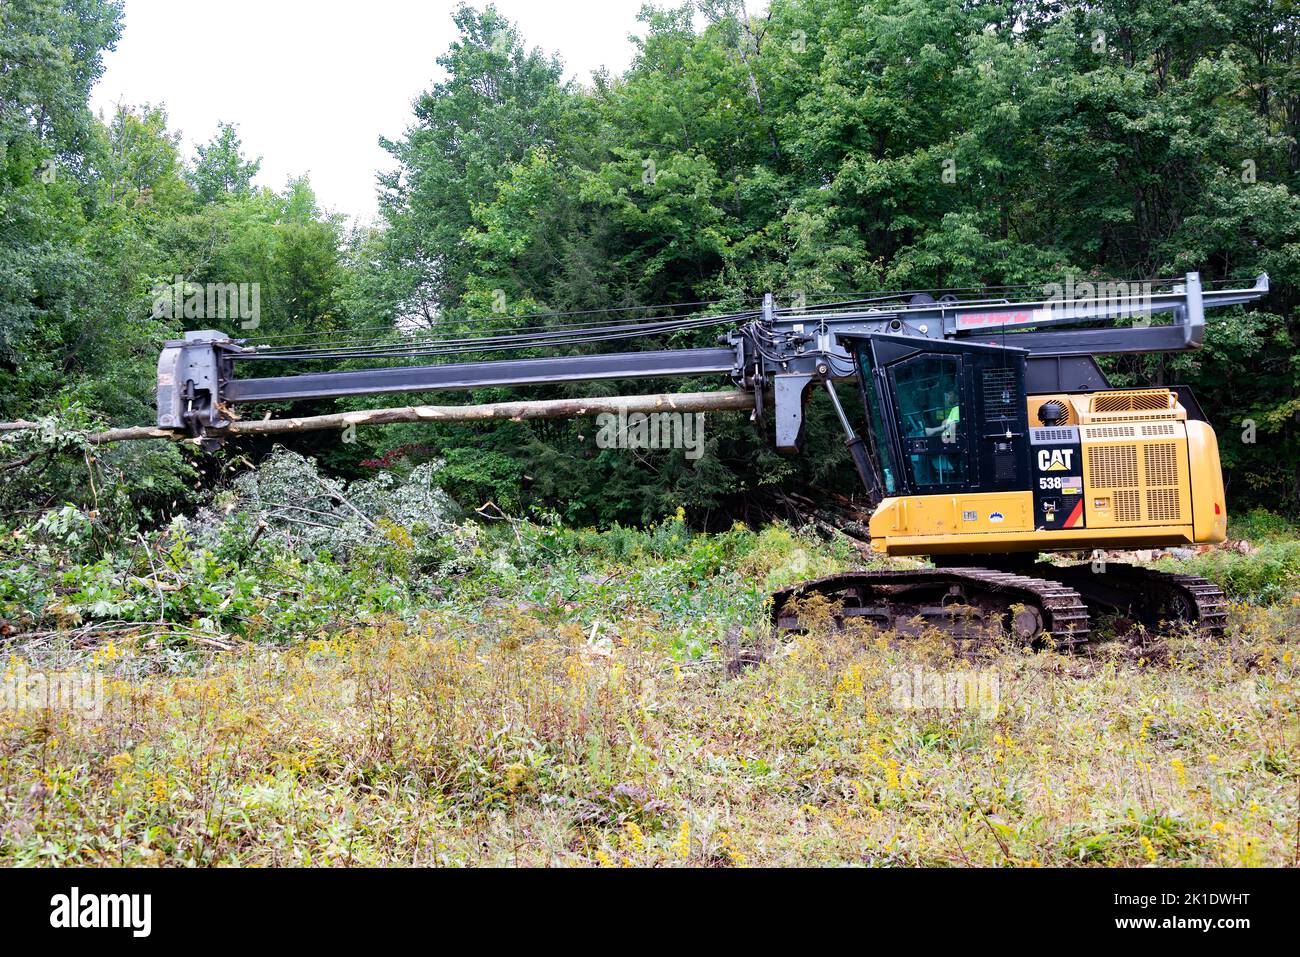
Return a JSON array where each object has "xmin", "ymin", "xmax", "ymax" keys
[{"xmin": 770, "ymin": 557, "xmax": 1227, "ymax": 647}]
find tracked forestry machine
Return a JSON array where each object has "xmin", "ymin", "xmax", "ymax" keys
[{"xmin": 156, "ymin": 271, "xmax": 1270, "ymax": 645}]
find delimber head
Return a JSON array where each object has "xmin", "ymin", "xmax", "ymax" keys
[{"xmin": 156, "ymin": 331, "xmax": 234, "ymax": 434}]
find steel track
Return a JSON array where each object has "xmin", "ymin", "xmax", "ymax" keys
[
  {"xmin": 770, "ymin": 567, "xmax": 1091, "ymax": 647},
  {"xmin": 1027, "ymin": 561, "xmax": 1228, "ymax": 637},
  {"xmin": 770, "ymin": 561, "xmax": 1228, "ymax": 648}
]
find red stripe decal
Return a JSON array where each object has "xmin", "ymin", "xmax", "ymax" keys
[
  {"xmin": 957, "ymin": 310, "xmax": 1033, "ymax": 328},
  {"xmin": 1063, "ymin": 499, "xmax": 1084, "ymax": 528}
]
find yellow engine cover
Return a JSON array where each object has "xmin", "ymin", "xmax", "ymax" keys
[{"xmin": 870, "ymin": 389, "xmax": 1227, "ymax": 557}]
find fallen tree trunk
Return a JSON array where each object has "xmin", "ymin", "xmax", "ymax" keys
[{"xmin": 0, "ymin": 390, "xmax": 756, "ymax": 445}]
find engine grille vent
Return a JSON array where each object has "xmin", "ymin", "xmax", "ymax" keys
[
  {"xmin": 1147, "ymin": 488, "xmax": 1181, "ymax": 523},
  {"xmin": 1085, "ymin": 426, "xmax": 1137, "ymax": 440},
  {"xmin": 1144, "ymin": 443, "xmax": 1179, "ymax": 487},
  {"xmin": 1143, "ymin": 443, "xmax": 1182, "ymax": 522},
  {"xmin": 1091, "ymin": 390, "xmax": 1175, "ymax": 413},
  {"xmin": 1115, "ymin": 489, "xmax": 1142, "ymax": 523},
  {"xmin": 1086, "ymin": 438, "xmax": 1184, "ymax": 526},
  {"xmin": 1031, "ymin": 427, "xmax": 1077, "ymax": 444},
  {"xmin": 1088, "ymin": 445, "xmax": 1138, "ymax": 489},
  {"xmin": 1091, "ymin": 412, "xmax": 1181, "ymax": 423},
  {"xmin": 1141, "ymin": 423, "xmax": 1179, "ymax": 437}
]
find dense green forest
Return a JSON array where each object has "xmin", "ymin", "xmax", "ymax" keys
[{"xmin": 4, "ymin": 0, "xmax": 1300, "ymax": 527}]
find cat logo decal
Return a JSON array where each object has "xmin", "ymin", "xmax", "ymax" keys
[{"xmin": 1037, "ymin": 448, "xmax": 1074, "ymax": 472}]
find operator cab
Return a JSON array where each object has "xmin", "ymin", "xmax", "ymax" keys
[{"xmin": 849, "ymin": 335, "xmax": 1031, "ymax": 499}]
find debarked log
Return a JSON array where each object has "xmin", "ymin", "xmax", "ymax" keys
[{"xmin": 0, "ymin": 390, "xmax": 757, "ymax": 445}]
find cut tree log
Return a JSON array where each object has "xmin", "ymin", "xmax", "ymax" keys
[{"xmin": 0, "ymin": 390, "xmax": 756, "ymax": 446}]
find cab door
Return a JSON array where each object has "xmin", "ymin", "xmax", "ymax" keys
[{"xmin": 859, "ymin": 336, "xmax": 1031, "ymax": 497}]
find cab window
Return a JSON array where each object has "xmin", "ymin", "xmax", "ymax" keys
[{"xmin": 890, "ymin": 354, "xmax": 967, "ymax": 487}]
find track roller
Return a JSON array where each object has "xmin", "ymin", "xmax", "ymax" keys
[{"xmin": 770, "ymin": 567, "xmax": 1090, "ymax": 647}]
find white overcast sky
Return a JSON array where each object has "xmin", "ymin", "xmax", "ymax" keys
[{"xmin": 90, "ymin": 0, "xmax": 656, "ymax": 225}]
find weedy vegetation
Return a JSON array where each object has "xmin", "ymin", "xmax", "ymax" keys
[{"xmin": 0, "ymin": 452, "xmax": 1296, "ymax": 867}]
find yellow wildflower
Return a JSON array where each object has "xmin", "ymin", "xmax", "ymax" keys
[
  {"xmin": 623, "ymin": 820, "xmax": 645, "ymax": 852},
  {"xmin": 673, "ymin": 820, "xmax": 690, "ymax": 860},
  {"xmin": 1140, "ymin": 835, "xmax": 1157, "ymax": 862}
]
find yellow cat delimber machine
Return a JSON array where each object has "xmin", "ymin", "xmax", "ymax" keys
[
  {"xmin": 765, "ymin": 274, "xmax": 1267, "ymax": 644},
  {"xmin": 156, "ymin": 272, "xmax": 1270, "ymax": 645}
]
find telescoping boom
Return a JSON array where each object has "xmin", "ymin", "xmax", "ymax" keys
[{"xmin": 158, "ymin": 272, "xmax": 1266, "ymax": 450}]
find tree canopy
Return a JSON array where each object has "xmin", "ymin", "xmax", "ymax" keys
[{"xmin": 4, "ymin": 0, "xmax": 1300, "ymax": 524}]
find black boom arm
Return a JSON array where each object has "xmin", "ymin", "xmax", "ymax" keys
[{"xmin": 157, "ymin": 272, "xmax": 1268, "ymax": 451}]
